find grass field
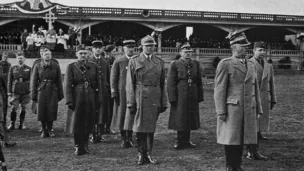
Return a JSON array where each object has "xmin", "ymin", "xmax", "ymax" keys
[{"xmin": 3, "ymin": 74, "xmax": 304, "ymax": 171}]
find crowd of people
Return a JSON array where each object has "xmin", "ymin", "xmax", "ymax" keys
[
  {"xmin": 18, "ymin": 25, "xmax": 78, "ymax": 55},
  {"xmin": 0, "ymin": 27, "xmax": 299, "ymax": 51}
]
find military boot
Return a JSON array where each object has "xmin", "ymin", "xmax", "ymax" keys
[
  {"xmin": 126, "ymin": 130, "xmax": 134, "ymax": 147},
  {"xmin": 7, "ymin": 111, "xmax": 16, "ymax": 130},
  {"xmin": 246, "ymin": 145, "xmax": 267, "ymax": 161},
  {"xmin": 120, "ymin": 131, "xmax": 128, "ymax": 148},
  {"xmin": 146, "ymin": 133, "xmax": 159, "ymax": 164},
  {"xmin": 1, "ymin": 165, "xmax": 7, "ymax": 171},
  {"xmin": 18, "ymin": 111, "xmax": 27, "ymax": 130},
  {"xmin": 74, "ymin": 145, "xmax": 86, "ymax": 156}
]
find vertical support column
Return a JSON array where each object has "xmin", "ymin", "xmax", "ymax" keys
[
  {"xmin": 157, "ymin": 33, "xmax": 162, "ymax": 53},
  {"xmin": 89, "ymin": 25, "xmax": 91, "ymax": 36},
  {"xmin": 299, "ymin": 37, "xmax": 304, "ymax": 70},
  {"xmin": 78, "ymin": 29, "xmax": 83, "ymax": 45}
]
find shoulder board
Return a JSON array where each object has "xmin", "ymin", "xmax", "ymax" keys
[
  {"xmin": 131, "ymin": 55, "xmax": 139, "ymax": 59},
  {"xmin": 170, "ymin": 60, "xmax": 175, "ymax": 64},
  {"xmin": 155, "ymin": 55, "xmax": 163, "ymax": 60},
  {"xmin": 221, "ymin": 58, "xmax": 232, "ymax": 62},
  {"xmin": 247, "ymin": 60, "xmax": 254, "ymax": 63}
]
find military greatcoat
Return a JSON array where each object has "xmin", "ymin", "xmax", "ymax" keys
[
  {"xmin": 249, "ymin": 57, "xmax": 277, "ymax": 132},
  {"xmin": 126, "ymin": 53, "xmax": 168, "ymax": 133},
  {"xmin": 88, "ymin": 55, "xmax": 111, "ymax": 125},
  {"xmin": 214, "ymin": 56, "xmax": 263, "ymax": 145},
  {"xmin": 64, "ymin": 61, "xmax": 101, "ymax": 134},
  {"xmin": 167, "ymin": 58, "xmax": 204, "ymax": 131},
  {"xmin": 110, "ymin": 55, "xmax": 134, "ymax": 131},
  {"xmin": 0, "ymin": 60, "xmax": 11, "ymax": 85},
  {"xmin": 30, "ymin": 61, "xmax": 63, "ymax": 121}
]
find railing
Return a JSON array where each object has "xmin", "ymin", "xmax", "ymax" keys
[
  {"xmin": 0, "ymin": 44, "xmax": 21, "ymax": 51},
  {"xmin": 2, "ymin": 5, "xmax": 304, "ymax": 25},
  {"xmin": 0, "ymin": 45, "xmax": 301, "ymax": 57}
]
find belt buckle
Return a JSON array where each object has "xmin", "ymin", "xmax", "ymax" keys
[
  {"xmin": 19, "ymin": 78, "xmax": 23, "ymax": 82},
  {"xmin": 85, "ymin": 82, "xmax": 89, "ymax": 87}
]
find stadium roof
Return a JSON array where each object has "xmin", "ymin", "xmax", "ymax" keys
[{"xmin": 1, "ymin": 0, "xmax": 303, "ymax": 16}]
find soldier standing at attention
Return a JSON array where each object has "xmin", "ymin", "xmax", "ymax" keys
[
  {"xmin": 64, "ymin": 45, "xmax": 101, "ymax": 155},
  {"xmin": 245, "ymin": 41, "xmax": 277, "ymax": 161},
  {"xmin": 126, "ymin": 35, "xmax": 168, "ymax": 165},
  {"xmin": 167, "ymin": 43, "xmax": 204, "ymax": 150},
  {"xmin": 0, "ymin": 52, "xmax": 11, "ymax": 86},
  {"xmin": 214, "ymin": 32, "xmax": 263, "ymax": 171},
  {"xmin": 30, "ymin": 45, "xmax": 64, "ymax": 138},
  {"xmin": 7, "ymin": 52, "xmax": 31, "ymax": 130},
  {"xmin": 110, "ymin": 40, "xmax": 137, "ymax": 148},
  {"xmin": 31, "ymin": 45, "xmax": 59, "ymax": 133},
  {"xmin": 88, "ymin": 40, "xmax": 111, "ymax": 143}
]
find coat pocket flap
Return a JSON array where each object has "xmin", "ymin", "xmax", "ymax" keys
[{"xmin": 226, "ymin": 99, "xmax": 238, "ymax": 104}]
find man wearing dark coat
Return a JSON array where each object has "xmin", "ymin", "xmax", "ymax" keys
[
  {"xmin": 7, "ymin": 52, "xmax": 31, "ymax": 130},
  {"xmin": 167, "ymin": 42, "xmax": 204, "ymax": 150},
  {"xmin": 87, "ymin": 40, "xmax": 111, "ymax": 143},
  {"xmin": 126, "ymin": 35, "xmax": 168, "ymax": 165},
  {"xmin": 0, "ymin": 52, "xmax": 11, "ymax": 87},
  {"xmin": 31, "ymin": 46, "xmax": 59, "ymax": 133},
  {"xmin": 104, "ymin": 44, "xmax": 116, "ymax": 134},
  {"xmin": 214, "ymin": 32, "xmax": 263, "ymax": 171},
  {"xmin": 64, "ymin": 45, "xmax": 101, "ymax": 155},
  {"xmin": 30, "ymin": 45, "xmax": 64, "ymax": 138},
  {"xmin": 0, "ymin": 65, "xmax": 9, "ymax": 171},
  {"xmin": 110, "ymin": 40, "xmax": 136, "ymax": 148}
]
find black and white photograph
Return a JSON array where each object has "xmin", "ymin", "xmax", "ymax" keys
[{"xmin": 0, "ymin": 0, "xmax": 302, "ymax": 170}]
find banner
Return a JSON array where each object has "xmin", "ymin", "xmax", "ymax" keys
[{"xmin": 0, "ymin": 0, "xmax": 68, "ymax": 14}]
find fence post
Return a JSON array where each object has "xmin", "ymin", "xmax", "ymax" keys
[{"xmin": 195, "ymin": 48, "xmax": 200, "ymax": 61}]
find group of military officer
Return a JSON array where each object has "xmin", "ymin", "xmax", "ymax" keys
[{"xmin": 0, "ymin": 30, "xmax": 276, "ymax": 170}]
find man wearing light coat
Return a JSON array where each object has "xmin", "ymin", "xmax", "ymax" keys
[{"xmin": 214, "ymin": 31, "xmax": 263, "ymax": 171}]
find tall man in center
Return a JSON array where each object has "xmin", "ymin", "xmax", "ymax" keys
[
  {"xmin": 126, "ymin": 35, "xmax": 168, "ymax": 165},
  {"xmin": 214, "ymin": 32, "xmax": 263, "ymax": 171},
  {"xmin": 110, "ymin": 40, "xmax": 136, "ymax": 148},
  {"xmin": 88, "ymin": 40, "xmax": 111, "ymax": 143}
]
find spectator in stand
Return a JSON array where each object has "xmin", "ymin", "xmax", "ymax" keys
[
  {"xmin": 45, "ymin": 34, "xmax": 56, "ymax": 51},
  {"xmin": 68, "ymin": 27, "xmax": 75, "ymax": 49},
  {"xmin": 26, "ymin": 33, "xmax": 35, "ymax": 52},
  {"xmin": 56, "ymin": 29, "xmax": 68, "ymax": 52},
  {"xmin": 20, "ymin": 29, "xmax": 29, "ymax": 50}
]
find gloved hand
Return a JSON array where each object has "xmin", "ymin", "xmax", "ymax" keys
[
  {"xmin": 114, "ymin": 96, "xmax": 120, "ymax": 106},
  {"xmin": 67, "ymin": 103, "xmax": 74, "ymax": 111},
  {"xmin": 159, "ymin": 106, "xmax": 167, "ymax": 113},
  {"xmin": 129, "ymin": 105, "xmax": 137, "ymax": 115},
  {"xmin": 218, "ymin": 114, "xmax": 227, "ymax": 121}
]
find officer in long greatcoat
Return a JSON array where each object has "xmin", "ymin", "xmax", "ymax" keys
[
  {"xmin": 167, "ymin": 43, "xmax": 204, "ymax": 150},
  {"xmin": 126, "ymin": 35, "xmax": 168, "ymax": 165},
  {"xmin": 110, "ymin": 40, "xmax": 137, "ymax": 148},
  {"xmin": 7, "ymin": 52, "xmax": 31, "ymax": 131},
  {"xmin": 214, "ymin": 32, "xmax": 263, "ymax": 171},
  {"xmin": 88, "ymin": 40, "xmax": 111, "ymax": 143},
  {"xmin": 30, "ymin": 46, "xmax": 64, "ymax": 138},
  {"xmin": 0, "ymin": 66, "xmax": 8, "ymax": 170},
  {"xmin": 245, "ymin": 41, "xmax": 277, "ymax": 161},
  {"xmin": 104, "ymin": 44, "xmax": 116, "ymax": 134},
  {"xmin": 0, "ymin": 52, "xmax": 11, "ymax": 86},
  {"xmin": 31, "ymin": 45, "xmax": 59, "ymax": 135},
  {"xmin": 64, "ymin": 45, "xmax": 101, "ymax": 156}
]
